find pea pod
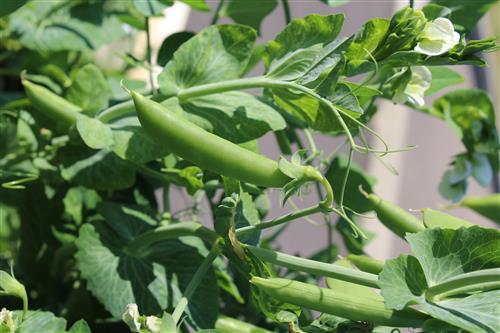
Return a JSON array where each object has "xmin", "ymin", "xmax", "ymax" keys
[
  {"xmin": 132, "ymin": 91, "xmax": 291, "ymax": 188},
  {"xmin": 22, "ymin": 80, "xmax": 82, "ymax": 126},
  {"xmin": 460, "ymin": 194, "xmax": 500, "ymax": 224},
  {"xmin": 346, "ymin": 254, "xmax": 384, "ymax": 274},
  {"xmin": 215, "ymin": 316, "xmax": 272, "ymax": 333},
  {"xmin": 250, "ymin": 277, "xmax": 428, "ymax": 327},
  {"xmin": 422, "ymin": 208, "xmax": 473, "ymax": 230},
  {"xmin": 362, "ymin": 190, "xmax": 424, "ymax": 238}
]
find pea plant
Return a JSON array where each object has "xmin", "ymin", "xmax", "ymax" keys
[{"xmin": 1, "ymin": 0, "xmax": 499, "ymax": 332}]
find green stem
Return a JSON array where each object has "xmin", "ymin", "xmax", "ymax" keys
[
  {"xmin": 126, "ymin": 222, "xmax": 218, "ymax": 256},
  {"xmin": 163, "ymin": 184, "xmax": 170, "ymax": 213},
  {"xmin": 145, "ymin": 17, "xmax": 156, "ymax": 93},
  {"xmin": 172, "ymin": 245, "xmax": 219, "ymax": 324},
  {"xmin": 338, "ymin": 148, "xmax": 353, "ymax": 209},
  {"xmin": 247, "ymin": 245, "xmax": 379, "ymax": 288},
  {"xmin": 426, "ymin": 268, "xmax": 500, "ymax": 302},
  {"xmin": 281, "ymin": 0, "xmax": 291, "ymax": 24},
  {"xmin": 96, "ymin": 99, "xmax": 135, "ymax": 123},
  {"xmin": 236, "ymin": 205, "xmax": 322, "ymax": 236},
  {"xmin": 409, "ymin": 0, "xmax": 414, "ymax": 8},
  {"xmin": 211, "ymin": 0, "xmax": 225, "ymax": 25}
]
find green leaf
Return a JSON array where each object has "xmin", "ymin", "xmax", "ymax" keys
[
  {"xmin": 431, "ymin": 0, "xmax": 498, "ymax": 33},
  {"xmin": 379, "ymin": 227, "xmax": 500, "ymax": 332},
  {"xmin": 158, "ymin": 25, "xmax": 256, "ymax": 96},
  {"xmin": 10, "ymin": 2, "xmax": 125, "ymax": 52},
  {"xmin": 132, "ymin": 0, "xmax": 172, "ymax": 17},
  {"xmin": 76, "ymin": 115, "xmax": 114, "ymax": 150},
  {"xmin": 67, "ymin": 319, "xmax": 91, "ymax": 333},
  {"xmin": 422, "ymin": 208, "xmax": 473, "ymax": 230},
  {"xmin": 426, "ymin": 67, "xmax": 464, "ymax": 96},
  {"xmin": 63, "ymin": 186, "xmax": 100, "ymax": 225},
  {"xmin": 448, "ymin": 155, "xmax": 472, "ymax": 184},
  {"xmin": 221, "ymin": 0, "xmax": 277, "ymax": 32},
  {"xmin": 422, "ymin": 3, "xmax": 452, "ymax": 20},
  {"xmin": 325, "ymin": 154, "xmax": 376, "ymax": 213},
  {"xmin": 67, "ymin": 64, "xmax": 111, "ymax": 115},
  {"xmin": 321, "ymin": 0, "xmax": 350, "ymax": 7},
  {"xmin": 110, "ymin": 116, "xmax": 171, "ymax": 163},
  {"xmin": 14, "ymin": 311, "xmax": 66, "ymax": 333},
  {"xmin": 235, "ymin": 191, "xmax": 261, "ymax": 245},
  {"xmin": 439, "ymin": 170, "xmax": 467, "ymax": 203},
  {"xmin": 0, "ymin": 0, "xmax": 28, "ymax": 17},
  {"xmin": 75, "ymin": 203, "xmax": 219, "ymax": 329},
  {"xmin": 179, "ymin": 0, "xmax": 210, "ymax": 11},
  {"xmin": 157, "ymin": 31, "xmax": 195, "ymax": 66},
  {"xmin": 265, "ymin": 14, "xmax": 344, "ymax": 67},
  {"xmin": 59, "ymin": 147, "xmax": 136, "ymax": 191},
  {"xmin": 471, "ymin": 153, "xmax": 493, "ymax": 187},
  {"xmin": 181, "ymin": 92, "xmax": 286, "ymax": 143}
]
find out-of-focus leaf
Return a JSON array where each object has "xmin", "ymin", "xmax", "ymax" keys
[
  {"xmin": 221, "ymin": 0, "xmax": 277, "ymax": 32},
  {"xmin": 157, "ymin": 31, "xmax": 196, "ymax": 66},
  {"xmin": 67, "ymin": 64, "xmax": 111, "ymax": 115},
  {"xmin": 426, "ymin": 66, "xmax": 464, "ymax": 96}
]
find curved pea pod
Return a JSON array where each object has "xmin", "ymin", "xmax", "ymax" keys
[
  {"xmin": 22, "ymin": 80, "xmax": 82, "ymax": 127},
  {"xmin": 460, "ymin": 194, "xmax": 500, "ymax": 224},
  {"xmin": 346, "ymin": 254, "xmax": 384, "ymax": 274},
  {"xmin": 362, "ymin": 191, "xmax": 424, "ymax": 238},
  {"xmin": 250, "ymin": 277, "xmax": 429, "ymax": 327},
  {"xmin": 215, "ymin": 316, "xmax": 272, "ymax": 333},
  {"xmin": 132, "ymin": 91, "xmax": 291, "ymax": 188},
  {"xmin": 422, "ymin": 208, "xmax": 473, "ymax": 230}
]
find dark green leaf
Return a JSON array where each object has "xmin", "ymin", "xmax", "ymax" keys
[
  {"xmin": 221, "ymin": 0, "xmax": 277, "ymax": 32},
  {"xmin": 0, "ymin": 0, "xmax": 28, "ymax": 17},
  {"xmin": 158, "ymin": 25, "xmax": 256, "ymax": 96},
  {"xmin": 132, "ymin": 0, "xmax": 171, "ymax": 17},
  {"xmin": 431, "ymin": 0, "xmax": 498, "ymax": 33},
  {"xmin": 157, "ymin": 31, "xmax": 196, "ymax": 66},
  {"xmin": 439, "ymin": 170, "xmax": 467, "ymax": 203},
  {"xmin": 75, "ymin": 203, "xmax": 219, "ymax": 329}
]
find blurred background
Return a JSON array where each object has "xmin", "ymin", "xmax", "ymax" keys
[{"xmin": 119, "ymin": 0, "xmax": 499, "ymax": 260}]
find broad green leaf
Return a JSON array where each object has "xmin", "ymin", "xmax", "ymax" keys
[
  {"xmin": 67, "ymin": 319, "xmax": 91, "ymax": 333},
  {"xmin": 426, "ymin": 67, "xmax": 464, "ymax": 96},
  {"xmin": 76, "ymin": 115, "xmax": 114, "ymax": 150},
  {"xmin": 432, "ymin": 0, "xmax": 498, "ymax": 33},
  {"xmin": 59, "ymin": 147, "xmax": 136, "ymax": 191},
  {"xmin": 439, "ymin": 170, "xmax": 467, "ymax": 203},
  {"xmin": 157, "ymin": 31, "xmax": 195, "ymax": 66},
  {"xmin": 471, "ymin": 153, "xmax": 493, "ymax": 187},
  {"xmin": 379, "ymin": 227, "xmax": 500, "ymax": 332},
  {"xmin": 265, "ymin": 14, "xmax": 344, "ymax": 67},
  {"xmin": 422, "ymin": 208, "xmax": 473, "ymax": 230},
  {"xmin": 158, "ymin": 25, "xmax": 256, "ymax": 96},
  {"xmin": 108, "ymin": 77, "xmax": 147, "ymax": 101},
  {"xmin": 132, "ymin": 0, "xmax": 172, "ymax": 17},
  {"xmin": 0, "ymin": 0, "xmax": 28, "ymax": 17},
  {"xmin": 179, "ymin": 0, "xmax": 210, "ymax": 11},
  {"xmin": 448, "ymin": 155, "xmax": 472, "ymax": 184},
  {"xmin": 67, "ymin": 64, "xmax": 111, "ymax": 115},
  {"xmin": 220, "ymin": 0, "xmax": 277, "ymax": 32},
  {"xmin": 63, "ymin": 186, "xmax": 100, "ymax": 225},
  {"xmin": 75, "ymin": 203, "xmax": 219, "ymax": 329},
  {"xmin": 266, "ymin": 44, "xmax": 323, "ymax": 81},
  {"xmin": 325, "ymin": 154, "xmax": 376, "ymax": 213},
  {"xmin": 422, "ymin": 3, "xmax": 452, "ymax": 20},
  {"xmin": 110, "ymin": 116, "xmax": 171, "ymax": 163},
  {"xmin": 181, "ymin": 92, "xmax": 286, "ymax": 143},
  {"xmin": 10, "ymin": 2, "xmax": 125, "ymax": 52},
  {"xmin": 327, "ymin": 83, "xmax": 363, "ymax": 114},
  {"xmin": 235, "ymin": 191, "xmax": 261, "ymax": 245},
  {"xmin": 13, "ymin": 311, "xmax": 66, "ymax": 333}
]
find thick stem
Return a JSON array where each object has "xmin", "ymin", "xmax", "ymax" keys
[
  {"xmin": 211, "ymin": 0, "xmax": 225, "ymax": 25},
  {"xmin": 172, "ymin": 245, "xmax": 219, "ymax": 324},
  {"xmin": 281, "ymin": 0, "xmax": 291, "ymax": 24},
  {"xmin": 247, "ymin": 245, "xmax": 379, "ymax": 288},
  {"xmin": 426, "ymin": 268, "xmax": 500, "ymax": 301}
]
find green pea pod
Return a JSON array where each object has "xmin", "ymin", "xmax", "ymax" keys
[
  {"xmin": 22, "ymin": 80, "xmax": 82, "ymax": 126},
  {"xmin": 460, "ymin": 194, "xmax": 500, "ymax": 224},
  {"xmin": 346, "ymin": 254, "xmax": 384, "ymax": 274},
  {"xmin": 422, "ymin": 208, "xmax": 473, "ymax": 230},
  {"xmin": 250, "ymin": 277, "xmax": 428, "ymax": 327},
  {"xmin": 132, "ymin": 91, "xmax": 291, "ymax": 188},
  {"xmin": 363, "ymin": 191, "xmax": 424, "ymax": 238},
  {"xmin": 215, "ymin": 316, "xmax": 272, "ymax": 333}
]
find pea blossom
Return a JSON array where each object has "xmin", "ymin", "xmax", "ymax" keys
[
  {"xmin": 122, "ymin": 304, "xmax": 141, "ymax": 333},
  {"xmin": 393, "ymin": 66, "xmax": 432, "ymax": 106},
  {"xmin": 0, "ymin": 308, "xmax": 14, "ymax": 331},
  {"xmin": 414, "ymin": 17, "xmax": 460, "ymax": 56},
  {"xmin": 146, "ymin": 315, "xmax": 162, "ymax": 333}
]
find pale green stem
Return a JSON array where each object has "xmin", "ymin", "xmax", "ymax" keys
[
  {"xmin": 145, "ymin": 17, "xmax": 156, "ymax": 93},
  {"xmin": 426, "ymin": 268, "xmax": 500, "ymax": 302},
  {"xmin": 172, "ymin": 245, "xmax": 219, "ymax": 324},
  {"xmin": 247, "ymin": 245, "xmax": 379, "ymax": 288}
]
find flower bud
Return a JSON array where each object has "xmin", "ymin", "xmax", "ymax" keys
[{"xmin": 122, "ymin": 303, "xmax": 141, "ymax": 332}]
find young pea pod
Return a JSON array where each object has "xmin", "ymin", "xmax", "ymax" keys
[
  {"xmin": 250, "ymin": 277, "xmax": 428, "ymax": 327},
  {"xmin": 132, "ymin": 91, "xmax": 291, "ymax": 188},
  {"xmin": 422, "ymin": 208, "xmax": 473, "ymax": 230},
  {"xmin": 362, "ymin": 190, "xmax": 424, "ymax": 238},
  {"xmin": 215, "ymin": 316, "xmax": 272, "ymax": 333},
  {"xmin": 22, "ymin": 80, "xmax": 82, "ymax": 127},
  {"xmin": 346, "ymin": 254, "xmax": 384, "ymax": 274},
  {"xmin": 460, "ymin": 194, "xmax": 500, "ymax": 224}
]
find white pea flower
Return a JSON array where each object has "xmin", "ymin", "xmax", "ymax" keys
[
  {"xmin": 122, "ymin": 304, "xmax": 141, "ymax": 332},
  {"xmin": 145, "ymin": 315, "xmax": 162, "ymax": 333},
  {"xmin": 414, "ymin": 18, "xmax": 460, "ymax": 56},
  {"xmin": 0, "ymin": 308, "xmax": 15, "ymax": 331},
  {"xmin": 393, "ymin": 66, "xmax": 432, "ymax": 106}
]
